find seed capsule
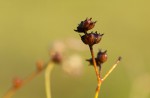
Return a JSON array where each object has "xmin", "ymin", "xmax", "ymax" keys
[
  {"xmin": 74, "ymin": 18, "xmax": 96, "ymax": 33},
  {"xmin": 80, "ymin": 32, "xmax": 103, "ymax": 46},
  {"xmin": 86, "ymin": 50, "xmax": 107, "ymax": 70},
  {"xmin": 13, "ymin": 77, "xmax": 23, "ymax": 89},
  {"xmin": 97, "ymin": 50, "xmax": 107, "ymax": 64}
]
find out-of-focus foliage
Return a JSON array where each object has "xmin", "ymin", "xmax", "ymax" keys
[{"xmin": 0, "ymin": 0, "xmax": 150, "ymax": 98}]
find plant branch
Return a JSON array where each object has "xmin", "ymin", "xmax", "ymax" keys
[
  {"xmin": 102, "ymin": 57, "xmax": 121, "ymax": 81},
  {"xmin": 2, "ymin": 88, "xmax": 16, "ymax": 98},
  {"xmin": 3, "ymin": 63, "xmax": 48, "ymax": 98}
]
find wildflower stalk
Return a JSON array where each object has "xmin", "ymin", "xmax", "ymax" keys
[
  {"xmin": 45, "ymin": 62, "xmax": 54, "ymax": 98},
  {"xmin": 75, "ymin": 18, "xmax": 122, "ymax": 98},
  {"xmin": 89, "ymin": 45, "xmax": 102, "ymax": 98},
  {"xmin": 3, "ymin": 63, "xmax": 47, "ymax": 98},
  {"xmin": 93, "ymin": 57, "xmax": 121, "ymax": 98}
]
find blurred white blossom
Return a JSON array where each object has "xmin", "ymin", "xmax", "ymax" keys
[
  {"xmin": 65, "ymin": 38, "xmax": 87, "ymax": 51},
  {"xmin": 49, "ymin": 40, "xmax": 66, "ymax": 55},
  {"xmin": 49, "ymin": 39, "xmax": 84, "ymax": 76},
  {"xmin": 62, "ymin": 54, "xmax": 83, "ymax": 76}
]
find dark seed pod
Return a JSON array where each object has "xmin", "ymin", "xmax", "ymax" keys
[
  {"xmin": 74, "ymin": 18, "xmax": 96, "ymax": 33},
  {"xmin": 93, "ymin": 31, "xmax": 104, "ymax": 44},
  {"xmin": 80, "ymin": 32, "xmax": 104, "ymax": 46},
  {"xmin": 51, "ymin": 52, "xmax": 63, "ymax": 64},
  {"xmin": 97, "ymin": 50, "xmax": 107, "ymax": 64},
  {"xmin": 86, "ymin": 50, "xmax": 107, "ymax": 71}
]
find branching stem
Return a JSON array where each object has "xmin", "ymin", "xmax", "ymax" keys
[
  {"xmin": 89, "ymin": 45, "xmax": 121, "ymax": 98},
  {"xmin": 3, "ymin": 63, "xmax": 48, "ymax": 98}
]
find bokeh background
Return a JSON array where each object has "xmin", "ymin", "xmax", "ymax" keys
[{"xmin": 0, "ymin": 0, "xmax": 150, "ymax": 98}]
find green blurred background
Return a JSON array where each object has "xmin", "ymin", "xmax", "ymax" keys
[{"xmin": 0, "ymin": 0, "xmax": 150, "ymax": 98}]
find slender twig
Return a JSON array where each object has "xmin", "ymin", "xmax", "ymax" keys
[
  {"xmin": 22, "ymin": 70, "xmax": 41, "ymax": 85},
  {"xmin": 89, "ymin": 45, "xmax": 102, "ymax": 98},
  {"xmin": 94, "ymin": 83, "xmax": 102, "ymax": 98},
  {"xmin": 2, "ymin": 88, "xmax": 16, "ymax": 98},
  {"xmin": 3, "ymin": 63, "xmax": 48, "ymax": 98},
  {"xmin": 45, "ymin": 62, "xmax": 54, "ymax": 98},
  {"xmin": 102, "ymin": 57, "xmax": 121, "ymax": 81}
]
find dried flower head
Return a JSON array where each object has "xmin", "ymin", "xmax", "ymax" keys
[
  {"xmin": 75, "ymin": 18, "xmax": 96, "ymax": 33},
  {"xmin": 86, "ymin": 50, "xmax": 107, "ymax": 68},
  {"xmin": 97, "ymin": 50, "xmax": 107, "ymax": 64},
  {"xmin": 36, "ymin": 60, "xmax": 44, "ymax": 71},
  {"xmin": 49, "ymin": 41, "xmax": 66, "ymax": 64},
  {"xmin": 80, "ymin": 32, "xmax": 104, "ymax": 46},
  {"xmin": 13, "ymin": 77, "xmax": 23, "ymax": 89},
  {"xmin": 74, "ymin": 18, "xmax": 121, "ymax": 98},
  {"xmin": 51, "ymin": 52, "xmax": 63, "ymax": 63}
]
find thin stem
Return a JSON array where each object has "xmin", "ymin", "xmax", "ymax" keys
[
  {"xmin": 102, "ymin": 57, "xmax": 121, "ymax": 81},
  {"xmin": 3, "ymin": 64, "xmax": 47, "ymax": 98},
  {"xmin": 89, "ymin": 45, "xmax": 101, "ymax": 81},
  {"xmin": 3, "ymin": 88, "xmax": 16, "ymax": 98},
  {"xmin": 94, "ymin": 82, "xmax": 102, "ymax": 98},
  {"xmin": 89, "ymin": 45, "xmax": 102, "ymax": 98},
  {"xmin": 45, "ymin": 62, "xmax": 54, "ymax": 98},
  {"xmin": 23, "ymin": 71, "xmax": 41, "ymax": 85}
]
